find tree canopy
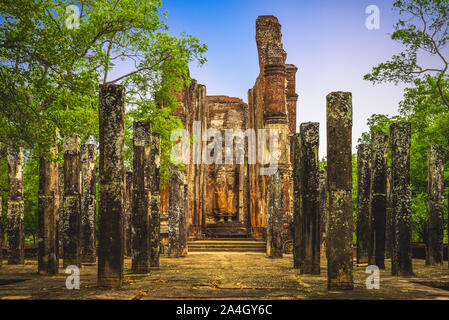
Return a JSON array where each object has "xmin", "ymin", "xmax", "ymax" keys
[{"xmin": 0, "ymin": 0, "xmax": 207, "ymax": 241}]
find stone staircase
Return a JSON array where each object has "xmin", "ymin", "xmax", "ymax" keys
[{"xmin": 188, "ymin": 238, "xmax": 266, "ymax": 252}]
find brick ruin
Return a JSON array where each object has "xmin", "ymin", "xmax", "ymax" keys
[
  {"xmin": 0, "ymin": 15, "xmax": 424, "ymax": 291},
  {"xmin": 160, "ymin": 15, "xmax": 298, "ymax": 241}
]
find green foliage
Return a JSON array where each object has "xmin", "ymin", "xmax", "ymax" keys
[
  {"xmin": 364, "ymin": 0, "xmax": 449, "ymax": 109},
  {"xmin": 360, "ymin": 75, "xmax": 449, "ymax": 242},
  {"xmin": 363, "ymin": 0, "xmax": 449, "ymax": 242},
  {"xmin": 0, "ymin": 0, "xmax": 207, "ymax": 238}
]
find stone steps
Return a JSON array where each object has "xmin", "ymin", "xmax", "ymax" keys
[{"xmin": 188, "ymin": 239, "xmax": 266, "ymax": 252}]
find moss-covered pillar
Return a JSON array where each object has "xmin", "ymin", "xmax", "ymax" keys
[
  {"xmin": 356, "ymin": 144, "xmax": 371, "ymax": 264},
  {"xmin": 149, "ymin": 132, "xmax": 161, "ymax": 268},
  {"xmin": 168, "ymin": 166, "xmax": 184, "ymax": 258},
  {"xmin": 124, "ymin": 171, "xmax": 133, "ymax": 257},
  {"xmin": 326, "ymin": 91, "xmax": 353, "ymax": 290},
  {"xmin": 385, "ymin": 166, "xmax": 392, "ymax": 259},
  {"xmin": 180, "ymin": 183, "xmax": 188, "ymax": 256},
  {"xmin": 7, "ymin": 144, "xmax": 24, "ymax": 265},
  {"xmin": 131, "ymin": 121, "xmax": 151, "ymax": 273},
  {"xmin": 57, "ymin": 166, "xmax": 64, "ymax": 261},
  {"xmin": 62, "ymin": 135, "xmax": 82, "ymax": 268},
  {"xmin": 286, "ymin": 64, "xmax": 299, "ymax": 134},
  {"xmin": 319, "ymin": 168, "xmax": 327, "ymax": 255},
  {"xmin": 426, "ymin": 144, "xmax": 444, "ymax": 266},
  {"xmin": 390, "ymin": 122, "xmax": 413, "ymax": 276},
  {"xmin": 267, "ymin": 169, "xmax": 284, "ymax": 258},
  {"xmin": 0, "ymin": 195, "xmax": 2, "ymax": 267},
  {"xmin": 80, "ymin": 143, "xmax": 97, "ymax": 263},
  {"xmin": 38, "ymin": 143, "xmax": 59, "ymax": 274},
  {"xmin": 298, "ymin": 122, "xmax": 320, "ymax": 273},
  {"xmin": 98, "ymin": 83, "xmax": 125, "ymax": 287},
  {"xmin": 369, "ymin": 131, "xmax": 388, "ymax": 269},
  {"xmin": 292, "ymin": 133, "xmax": 302, "ymax": 268}
]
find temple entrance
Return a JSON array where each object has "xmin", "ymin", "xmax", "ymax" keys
[{"xmin": 202, "ymin": 96, "xmax": 250, "ymax": 238}]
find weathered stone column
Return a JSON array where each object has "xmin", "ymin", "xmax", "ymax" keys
[
  {"xmin": 168, "ymin": 166, "xmax": 184, "ymax": 258},
  {"xmin": 390, "ymin": 122, "xmax": 413, "ymax": 276},
  {"xmin": 385, "ymin": 166, "xmax": 392, "ymax": 259},
  {"xmin": 149, "ymin": 131, "xmax": 161, "ymax": 268},
  {"xmin": 369, "ymin": 131, "xmax": 388, "ymax": 269},
  {"xmin": 62, "ymin": 135, "xmax": 82, "ymax": 268},
  {"xmin": 80, "ymin": 143, "xmax": 97, "ymax": 263},
  {"xmin": 57, "ymin": 166, "xmax": 64, "ymax": 261},
  {"xmin": 7, "ymin": 144, "xmax": 24, "ymax": 265},
  {"xmin": 426, "ymin": 144, "xmax": 444, "ymax": 266},
  {"xmin": 0, "ymin": 195, "xmax": 3, "ymax": 267},
  {"xmin": 356, "ymin": 144, "xmax": 371, "ymax": 264},
  {"xmin": 124, "ymin": 171, "xmax": 133, "ymax": 257},
  {"xmin": 286, "ymin": 64, "xmax": 299, "ymax": 134},
  {"xmin": 180, "ymin": 184, "xmax": 188, "ymax": 256},
  {"xmin": 131, "ymin": 121, "xmax": 151, "ymax": 273},
  {"xmin": 38, "ymin": 143, "xmax": 59, "ymax": 274},
  {"xmin": 292, "ymin": 133, "xmax": 302, "ymax": 268},
  {"xmin": 298, "ymin": 122, "xmax": 320, "ymax": 274},
  {"xmin": 326, "ymin": 92, "xmax": 353, "ymax": 290},
  {"xmin": 98, "ymin": 83, "xmax": 125, "ymax": 287},
  {"xmin": 318, "ymin": 168, "xmax": 327, "ymax": 255},
  {"xmin": 267, "ymin": 170, "xmax": 284, "ymax": 258}
]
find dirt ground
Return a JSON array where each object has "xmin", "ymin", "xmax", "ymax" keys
[{"xmin": 1, "ymin": 253, "xmax": 449, "ymax": 300}]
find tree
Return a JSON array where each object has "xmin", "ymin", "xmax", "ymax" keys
[
  {"xmin": 0, "ymin": 0, "xmax": 207, "ymax": 238},
  {"xmin": 364, "ymin": 0, "xmax": 449, "ymax": 109},
  {"xmin": 0, "ymin": 0, "xmax": 206, "ymax": 155}
]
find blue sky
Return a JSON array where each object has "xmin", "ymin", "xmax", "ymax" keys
[{"xmin": 158, "ymin": 0, "xmax": 426, "ymax": 158}]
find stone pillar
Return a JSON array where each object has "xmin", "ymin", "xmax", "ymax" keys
[
  {"xmin": 0, "ymin": 196, "xmax": 3, "ymax": 267},
  {"xmin": 124, "ymin": 171, "xmax": 133, "ymax": 257},
  {"xmin": 57, "ymin": 166, "xmax": 64, "ymax": 261},
  {"xmin": 292, "ymin": 133, "xmax": 301, "ymax": 268},
  {"xmin": 180, "ymin": 184, "xmax": 188, "ymax": 256},
  {"xmin": 356, "ymin": 144, "xmax": 370, "ymax": 264},
  {"xmin": 62, "ymin": 135, "xmax": 82, "ymax": 268},
  {"xmin": 426, "ymin": 144, "xmax": 444, "ymax": 266},
  {"xmin": 318, "ymin": 168, "xmax": 327, "ymax": 255},
  {"xmin": 267, "ymin": 170, "xmax": 284, "ymax": 258},
  {"xmin": 326, "ymin": 92, "xmax": 353, "ymax": 290},
  {"xmin": 369, "ymin": 131, "xmax": 388, "ymax": 269},
  {"xmin": 286, "ymin": 64, "xmax": 299, "ymax": 134},
  {"xmin": 385, "ymin": 166, "xmax": 392, "ymax": 259},
  {"xmin": 7, "ymin": 144, "xmax": 24, "ymax": 265},
  {"xmin": 98, "ymin": 83, "xmax": 125, "ymax": 287},
  {"xmin": 168, "ymin": 167, "xmax": 184, "ymax": 258},
  {"xmin": 149, "ymin": 132, "xmax": 161, "ymax": 268},
  {"xmin": 390, "ymin": 122, "xmax": 413, "ymax": 276},
  {"xmin": 131, "ymin": 121, "xmax": 151, "ymax": 273},
  {"xmin": 81, "ymin": 143, "xmax": 97, "ymax": 263},
  {"xmin": 38, "ymin": 143, "xmax": 59, "ymax": 274},
  {"xmin": 299, "ymin": 122, "xmax": 320, "ymax": 274}
]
